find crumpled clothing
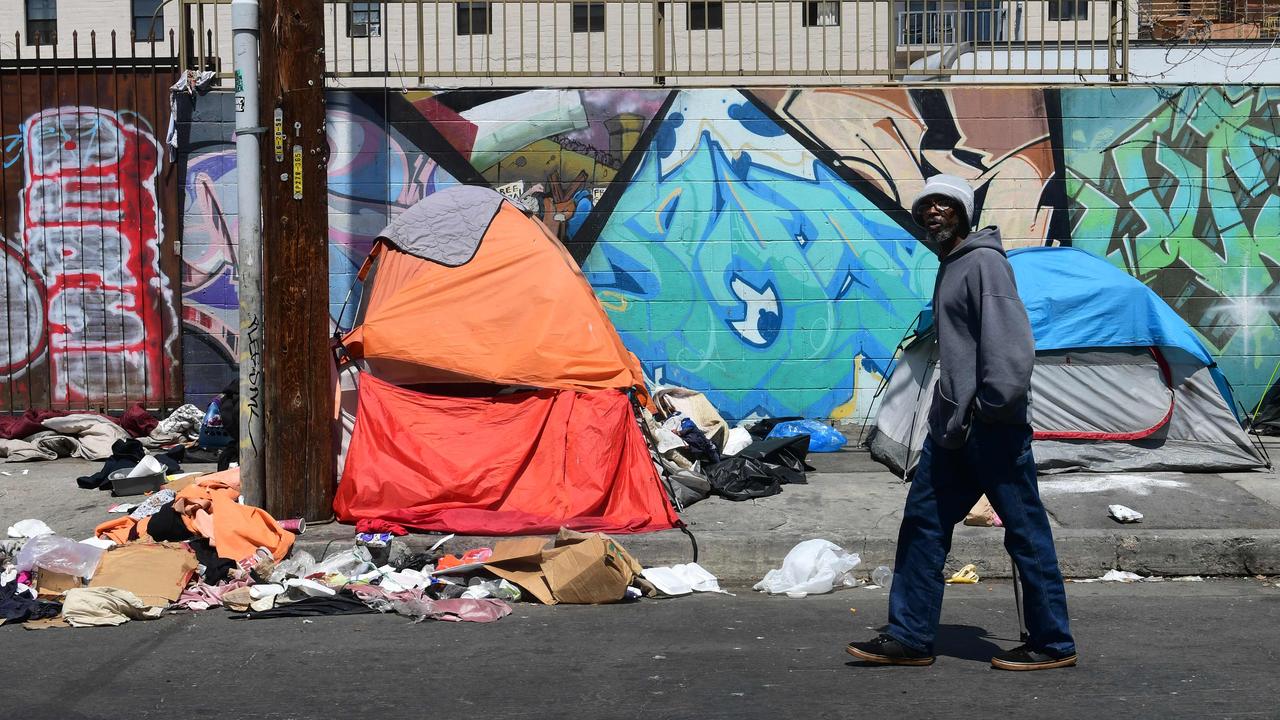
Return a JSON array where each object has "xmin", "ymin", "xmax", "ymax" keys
[
  {"xmin": 76, "ymin": 440, "xmax": 184, "ymax": 491},
  {"xmin": 174, "ymin": 578, "xmax": 251, "ymax": 610},
  {"xmin": 95, "ymin": 468, "xmax": 293, "ymax": 564},
  {"xmin": 0, "ymin": 580, "xmax": 63, "ymax": 625},
  {"xmin": 355, "ymin": 519, "xmax": 408, "ymax": 536},
  {"xmin": 116, "ymin": 403, "xmax": 160, "ymax": 439},
  {"xmin": 392, "ymin": 595, "xmax": 512, "ymax": 623},
  {"xmin": 62, "ymin": 587, "xmax": 163, "ymax": 627},
  {"xmin": 129, "ymin": 490, "xmax": 177, "ymax": 520},
  {"xmin": 154, "ymin": 404, "xmax": 205, "ymax": 439},
  {"xmin": 166, "ymin": 70, "xmax": 217, "ymax": 152},
  {"xmin": 0, "ymin": 409, "xmax": 72, "ymax": 440},
  {"xmin": 350, "ymin": 585, "xmax": 511, "ymax": 623},
  {"xmin": 41, "ymin": 414, "xmax": 132, "ymax": 461}
]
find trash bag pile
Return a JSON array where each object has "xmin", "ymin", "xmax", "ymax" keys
[
  {"xmin": 0, "ymin": 469, "xmax": 729, "ymax": 630},
  {"xmin": 641, "ymin": 386, "xmax": 849, "ymax": 507}
]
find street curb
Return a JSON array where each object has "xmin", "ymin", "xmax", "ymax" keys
[{"xmin": 293, "ymin": 526, "xmax": 1280, "ymax": 586}]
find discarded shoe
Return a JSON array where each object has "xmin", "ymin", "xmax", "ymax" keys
[
  {"xmin": 990, "ymin": 645, "xmax": 1078, "ymax": 671},
  {"xmin": 846, "ymin": 634, "xmax": 935, "ymax": 666}
]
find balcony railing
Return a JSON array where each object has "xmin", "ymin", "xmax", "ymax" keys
[{"xmin": 4, "ymin": 0, "xmax": 1129, "ymax": 84}]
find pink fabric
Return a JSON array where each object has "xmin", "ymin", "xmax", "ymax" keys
[
  {"xmin": 349, "ymin": 585, "xmax": 511, "ymax": 623},
  {"xmin": 175, "ymin": 579, "xmax": 251, "ymax": 610}
]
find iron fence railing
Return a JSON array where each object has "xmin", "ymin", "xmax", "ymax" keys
[
  {"xmin": 2, "ymin": 0, "xmax": 1130, "ymax": 84},
  {"xmin": 0, "ymin": 30, "xmax": 183, "ymax": 413}
]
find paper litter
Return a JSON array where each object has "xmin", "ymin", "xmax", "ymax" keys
[{"xmin": 641, "ymin": 563, "xmax": 730, "ymax": 596}]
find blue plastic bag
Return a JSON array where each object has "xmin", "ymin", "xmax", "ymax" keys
[{"xmin": 767, "ymin": 419, "xmax": 847, "ymax": 453}]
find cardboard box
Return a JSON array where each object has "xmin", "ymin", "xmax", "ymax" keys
[
  {"xmin": 35, "ymin": 569, "xmax": 83, "ymax": 599},
  {"xmin": 484, "ymin": 529, "xmax": 643, "ymax": 605}
]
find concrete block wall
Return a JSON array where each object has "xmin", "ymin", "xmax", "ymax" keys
[{"xmin": 168, "ymin": 85, "xmax": 1279, "ymax": 420}]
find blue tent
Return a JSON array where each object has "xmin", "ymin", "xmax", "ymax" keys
[
  {"xmin": 919, "ymin": 246, "xmax": 1238, "ymax": 418},
  {"xmin": 870, "ymin": 247, "xmax": 1265, "ymax": 475}
]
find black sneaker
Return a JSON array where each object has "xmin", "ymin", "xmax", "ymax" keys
[
  {"xmin": 846, "ymin": 634, "xmax": 935, "ymax": 666},
  {"xmin": 991, "ymin": 645, "xmax": 1079, "ymax": 671}
]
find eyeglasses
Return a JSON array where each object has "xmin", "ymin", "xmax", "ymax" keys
[{"xmin": 920, "ymin": 197, "xmax": 957, "ymax": 213}]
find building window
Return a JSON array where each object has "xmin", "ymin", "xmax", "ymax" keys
[
  {"xmin": 899, "ymin": 0, "xmax": 1004, "ymax": 44},
  {"xmin": 803, "ymin": 0, "xmax": 841, "ymax": 27},
  {"xmin": 132, "ymin": 0, "xmax": 164, "ymax": 41},
  {"xmin": 26, "ymin": 0, "xmax": 57, "ymax": 45},
  {"xmin": 456, "ymin": 2, "xmax": 493, "ymax": 35},
  {"xmin": 573, "ymin": 2, "xmax": 605, "ymax": 32},
  {"xmin": 1048, "ymin": 0, "xmax": 1088, "ymax": 20},
  {"xmin": 687, "ymin": 1, "xmax": 723, "ymax": 30},
  {"xmin": 348, "ymin": 2, "xmax": 382, "ymax": 37}
]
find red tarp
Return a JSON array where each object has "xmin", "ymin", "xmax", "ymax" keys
[{"xmin": 334, "ymin": 374, "xmax": 678, "ymax": 536}]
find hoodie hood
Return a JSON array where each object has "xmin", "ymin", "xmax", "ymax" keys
[{"xmin": 940, "ymin": 226, "xmax": 1004, "ymax": 262}]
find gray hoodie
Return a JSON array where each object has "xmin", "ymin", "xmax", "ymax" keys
[{"xmin": 927, "ymin": 227, "xmax": 1034, "ymax": 449}]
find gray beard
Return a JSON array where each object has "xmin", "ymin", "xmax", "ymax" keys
[{"xmin": 925, "ymin": 227, "xmax": 957, "ymax": 253}]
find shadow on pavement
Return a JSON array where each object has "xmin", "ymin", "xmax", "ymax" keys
[{"xmin": 844, "ymin": 624, "xmax": 1005, "ymax": 667}]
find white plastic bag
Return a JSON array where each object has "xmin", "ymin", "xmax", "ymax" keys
[
  {"xmin": 310, "ymin": 546, "xmax": 375, "ymax": 579},
  {"xmin": 721, "ymin": 427, "xmax": 754, "ymax": 457},
  {"xmin": 753, "ymin": 539, "xmax": 861, "ymax": 598},
  {"xmin": 269, "ymin": 550, "xmax": 317, "ymax": 583},
  {"xmin": 15, "ymin": 535, "xmax": 106, "ymax": 578},
  {"xmin": 6, "ymin": 519, "xmax": 55, "ymax": 539}
]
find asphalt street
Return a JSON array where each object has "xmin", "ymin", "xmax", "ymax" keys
[{"xmin": 3, "ymin": 579, "xmax": 1277, "ymax": 719}]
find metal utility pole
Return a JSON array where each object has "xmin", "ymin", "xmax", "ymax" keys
[
  {"xmin": 232, "ymin": 0, "xmax": 265, "ymax": 508},
  {"xmin": 257, "ymin": 0, "xmax": 334, "ymax": 520}
]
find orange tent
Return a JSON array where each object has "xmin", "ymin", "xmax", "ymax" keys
[{"xmin": 333, "ymin": 186, "xmax": 676, "ymax": 535}]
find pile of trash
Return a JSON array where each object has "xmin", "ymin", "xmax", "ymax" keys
[
  {"xmin": 642, "ymin": 386, "xmax": 848, "ymax": 507},
  {"xmin": 1, "ymin": 468, "xmax": 729, "ymax": 630}
]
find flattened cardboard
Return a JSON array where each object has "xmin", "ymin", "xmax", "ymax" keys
[{"xmin": 88, "ymin": 542, "xmax": 198, "ymax": 607}]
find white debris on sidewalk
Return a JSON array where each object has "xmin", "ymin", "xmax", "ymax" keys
[
  {"xmin": 6, "ymin": 519, "xmax": 55, "ymax": 538},
  {"xmin": 1107, "ymin": 504, "xmax": 1144, "ymax": 523},
  {"xmin": 1071, "ymin": 569, "xmax": 1164, "ymax": 583}
]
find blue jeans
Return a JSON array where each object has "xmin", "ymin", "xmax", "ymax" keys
[{"xmin": 886, "ymin": 420, "xmax": 1076, "ymax": 656}]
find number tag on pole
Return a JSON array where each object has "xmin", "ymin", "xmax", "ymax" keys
[
  {"xmin": 273, "ymin": 108, "xmax": 285, "ymax": 162},
  {"xmin": 292, "ymin": 145, "xmax": 303, "ymax": 200}
]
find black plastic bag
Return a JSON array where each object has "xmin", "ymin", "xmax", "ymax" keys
[
  {"xmin": 744, "ymin": 416, "xmax": 804, "ymax": 440},
  {"xmin": 706, "ymin": 456, "xmax": 782, "ymax": 501},
  {"xmin": 737, "ymin": 435, "xmax": 813, "ymax": 485}
]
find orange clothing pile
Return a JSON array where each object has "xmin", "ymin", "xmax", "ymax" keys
[{"xmin": 95, "ymin": 469, "xmax": 294, "ymax": 564}]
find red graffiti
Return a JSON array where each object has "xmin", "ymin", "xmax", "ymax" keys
[{"xmin": 20, "ymin": 107, "xmax": 175, "ymax": 405}]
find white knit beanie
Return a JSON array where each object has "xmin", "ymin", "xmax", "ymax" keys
[{"xmin": 911, "ymin": 174, "xmax": 975, "ymax": 232}]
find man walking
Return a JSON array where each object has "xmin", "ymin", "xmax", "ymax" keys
[{"xmin": 847, "ymin": 175, "xmax": 1077, "ymax": 671}]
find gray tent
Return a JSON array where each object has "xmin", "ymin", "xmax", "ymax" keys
[{"xmin": 865, "ymin": 248, "xmax": 1268, "ymax": 476}]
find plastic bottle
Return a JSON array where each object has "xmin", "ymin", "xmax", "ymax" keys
[{"xmin": 871, "ymin": 565, "xmax": 893, "ymax": 588}]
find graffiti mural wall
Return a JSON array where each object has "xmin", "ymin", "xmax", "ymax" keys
[
  {"xmin": 169, "ymin": 84, "xmax": 1279, "ymax": 421},
  {"xmin": 1, "ymin": 69, "xmax": 180, "ymax": 413}
]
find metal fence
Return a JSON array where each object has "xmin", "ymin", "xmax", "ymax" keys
[
  {"xmin": 0, "ymin": 31, "xmax": 182, "ymax": 413},
  {"xmin": 170, "ymin": 0, "xmax": 1127, "ymax": 84}
]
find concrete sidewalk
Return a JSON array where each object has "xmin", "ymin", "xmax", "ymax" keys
[{"xmin": 3, "ymin": 440, "xmax": 1278, "ymax": 584}]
